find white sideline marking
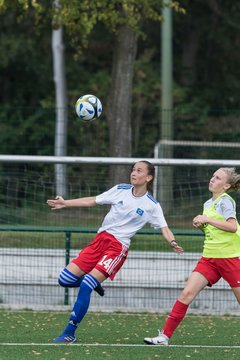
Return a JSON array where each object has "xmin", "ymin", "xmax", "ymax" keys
[{"xmin": 0, "ymin": 343, "xmax": 240, "ymax": 348}]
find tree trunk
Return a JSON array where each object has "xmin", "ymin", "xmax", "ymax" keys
[
  {"xmin": 106, "ymin": 24, "xmax": 138, "ymax": 185},
  {"xmin": 52, "ymin": 25, "xmax": 68, "ymax": 197},
  {"xmin": 180, "ymin": 29, "xmax": 199, "ymax": 86}
]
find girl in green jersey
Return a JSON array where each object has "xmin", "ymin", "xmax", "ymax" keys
[{"xmin": 144, "ymin": 167, "xmax": 240, "ymax": 346}]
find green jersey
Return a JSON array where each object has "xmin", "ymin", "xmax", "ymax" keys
[{"xmin": 203, "ymin": 193, "xmax": 240, "ymax": 258}]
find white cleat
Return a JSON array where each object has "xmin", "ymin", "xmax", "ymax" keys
[{"xmin": 144, "ymin": 330, "xmax": 169, "ymax": 346}]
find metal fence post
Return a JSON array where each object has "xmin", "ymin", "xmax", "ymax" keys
[{"xmin": 64, "ymin": 231, "xmax": 71, "ymax": 305}]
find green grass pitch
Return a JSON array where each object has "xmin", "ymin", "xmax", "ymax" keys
[{"xmin": 0, "ymin": 310, "xmax": 239, "ymax": 360}]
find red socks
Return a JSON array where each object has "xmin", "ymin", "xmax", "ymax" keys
[{"xmin": 162, "ymin": 300, "xmax": 189, "ymax": 338}]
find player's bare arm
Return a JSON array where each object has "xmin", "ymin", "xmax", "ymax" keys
[
  {"xmin": 47, "ymin": 196, "xmax": 97, "ymax": 210},
  {"xmin": 161, "ymin": 226, "xmax": 184, "ymax": 253},
  {"xmin": 193, "ymin": 214, "xmax": 237, "ymax": 233}
]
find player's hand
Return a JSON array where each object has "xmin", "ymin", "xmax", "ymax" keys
[
  {"xmin": 193, "ymin": 220, "xmax": 202, "ymax": 228},
  {"xmin": 193, "ymin": 215, "xmax": 207, "ymax": 227},
  {"xmin": 47, "ymin": 196, "xmax": 66, "ymax": 210},
  {"xmin": 170, "ymin": 241, "xmax": 184, "ymax": 253}
]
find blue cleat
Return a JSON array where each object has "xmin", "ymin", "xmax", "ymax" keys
[{"xmin": 53, "ymin": 333, "xmax": 77, "ymax": 343}]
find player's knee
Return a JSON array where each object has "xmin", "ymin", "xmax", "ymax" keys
[
  {"xmin": 179, "ymin": 288, "xmax": 195, "ymax": 303},
  {"xmin": 58, "ymin": 276, "xmax": 67, "ymax": 287},
  {"xmin": 58, "ymin": 269, "xmax": 68, "ymax": 287},
  {"xmin": 58, "ymin": 267, "xmax": 80, "ymax": 288}
]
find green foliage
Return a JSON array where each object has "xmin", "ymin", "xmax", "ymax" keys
[
  {"xmin": 0, "ymin": 0, "xmax": 239, "ymax": 161},
  {"xmin": 173, "ymin": 0, "xmax": 240, "ymax": 110},
  {"xmin": 51, "ymin": 0, "xmax": 166, "ymax": 53},
  {"xmin": 0, "ymin": 106, "xmax": 55, "ymax": 154}
]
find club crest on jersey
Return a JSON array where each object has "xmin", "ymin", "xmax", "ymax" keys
[{"xmin": 136, "ymin": 208, "xmax": 144, "ymax": 216}]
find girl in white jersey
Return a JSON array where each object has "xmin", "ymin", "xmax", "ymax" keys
[
  {"xmin": 144, "ymin": 167, "xmax": 240, "ymax": 346},
  {"xmin": 47, "ymin": 160, "xmax": 184, "ymax": 343}
]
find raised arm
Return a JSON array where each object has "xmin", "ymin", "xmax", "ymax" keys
[
  {"xmin": 161, "ymin": 226, "xmax": 184, "ymax": 253},
  {"xmin": 47, "ymin": 196, "xmax": 97, "ymax": 210}
]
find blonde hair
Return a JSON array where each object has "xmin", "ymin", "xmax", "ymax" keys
[{"xmin": 220, "ymin": 167, "xmax": 240, "ymax": 192}]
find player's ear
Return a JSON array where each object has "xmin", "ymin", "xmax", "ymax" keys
[
  {"xmin": 146, "ymin": 175, "xmax": 153, "ymax": 183},
  {"xmin": 224, "ymin": 183, "xmax": 231, "ymax": 191}
]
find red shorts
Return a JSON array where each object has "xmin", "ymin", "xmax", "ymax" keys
[
  {"xmin": 193, "ymin": 257, "xmax": 240, "ymax": 287},
  {"xmin": 71, "ymin": 231, "xmax": 128, "ymax": 280}
]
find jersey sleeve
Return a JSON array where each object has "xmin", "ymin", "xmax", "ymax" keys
[
  {"xmin": 219, "ymin": 196, "xmax": 236, "ymax": 220},
  {"xmin": 149, "ymin": 203, "xmax": 167, "ymax": 229},
  {"xmin": 95, "ymin": 185, "xmax": 118, "ymax": 205}
]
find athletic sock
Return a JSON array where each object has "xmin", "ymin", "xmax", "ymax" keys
[
  {"xmin": 63, "ymin": 320, "xmax": 78, "ymax": 335},
  {"xmin": 62, "ymin": 274, "xmax": 100, "ymax": 336},
  {"xmin": 58, "ymin": 268, "xmax": 82, "ymax": 287},
  {"xmin": 162, "ymin": 300, "xmax": 189, "ymax": 338},
  {"xmin": 58, "ymin": 268, "xmax": 104, "ymax": 296}
]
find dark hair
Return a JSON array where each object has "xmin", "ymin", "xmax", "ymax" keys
[{"xmin": 132, "ymin": 160, "xmax": 155, "ymax": 194}]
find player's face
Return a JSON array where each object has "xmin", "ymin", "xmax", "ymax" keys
[
  {"xmin": 209, "ymin": 169, "xmax": 230, "ymax": 195},
  {"xmin": 130, "ymin": 162, "xmax": 152, "ymax": 187}
]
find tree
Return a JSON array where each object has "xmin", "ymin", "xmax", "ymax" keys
[
  {"xmin": 56, "ymin": 0, "xmax": 179, "ymax": 183},
  {"xmin": 173, "ymin": 0, "xmax": 240, "ymax": 144},
  {"xmin": 0, "ymin": 0, "xmax": 185, "ymax": 172},
  {"xmin": 106, "ymin": 22, "xmax": 137, "ymax": 183}
]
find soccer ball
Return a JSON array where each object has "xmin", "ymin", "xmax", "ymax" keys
[{"xmin": 75, "ymin": 94, "xmax": 102, "ymax": 121}]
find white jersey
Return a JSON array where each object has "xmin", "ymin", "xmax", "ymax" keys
[{"xmin": 95, "ymin": 183, "xmax": 167, "ymax": 248}]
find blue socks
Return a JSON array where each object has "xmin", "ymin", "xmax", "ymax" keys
[
  {"xmin": 58, "ymin": 267, "xmax": 105, "ymax": 296},
  {"xmin": 58, "ymin": 268, "xmax": 83, "ymax": 288},
  {"xmin": 63, "ymin": 274, "xmax": 100, "ymax": 336}
]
